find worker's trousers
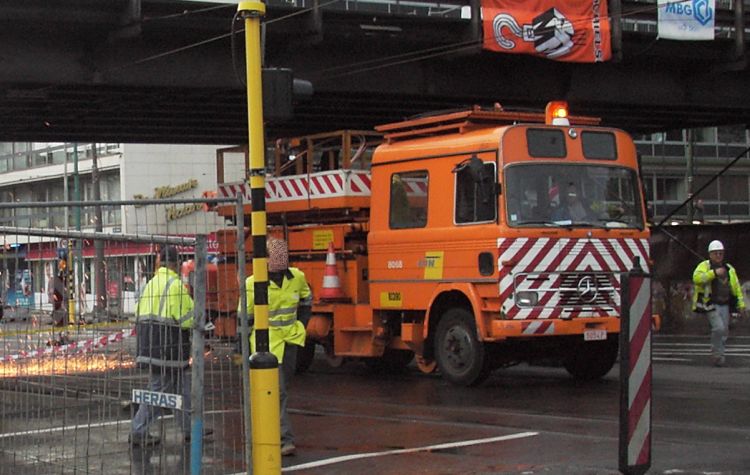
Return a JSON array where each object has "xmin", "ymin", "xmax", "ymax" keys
[
  {"xmin": 707, "ymin": 304, "xmax": 730, "ymax": 357},
  {"xmin": 280, "ymin": 344, "xmax": 297, "ymax": 446},
  {"xmin": 132, "ymin": 366, "xmax": 191, "ymax": 436}
]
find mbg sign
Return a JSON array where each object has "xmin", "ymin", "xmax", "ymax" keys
[
  {"xmin": 657, "ymin": 0, "xmax": 715, "ymax": 40},
  {"xmin": 132, "ymin": 389, "xmax": 183, "ymax": 410}
]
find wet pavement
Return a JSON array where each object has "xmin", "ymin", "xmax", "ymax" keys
[{"xmin": 1, "ymin": 332, "xmax": 749, "ymax": 474}]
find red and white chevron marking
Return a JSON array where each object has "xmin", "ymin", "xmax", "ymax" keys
[
  {"xmin": 521, "ymin": 320, "xmax": 555, "ymax": 335},
  {"xmin": 402, "ymin": 177, "xmax": 428, "ymax": 196},
  {"xmin": 498, "ymin": 237, "xmax": 649, "ymax": 320},
  {"xmin": 218, "ymin": 170, "xmax": 372, "ymax": 203},
  {"xmin": 218, "ymin": 181, "xmax": 253, "ymax": 201},
  {"xmin": 0, "ymin": 328, "xmax": 136, "ymax": 362},
  {"xmin": 625, "ymin": 275, "xmax": 652, "ymax": 468},
  {"xmin": 268, "ymin": 170, "xmax": 371, "ymax": 201}
]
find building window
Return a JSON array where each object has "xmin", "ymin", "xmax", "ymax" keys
[
  {"xmin": 717, "ymin": 125, "xmax": 747, "ymax": 144},
  {"xmin": 693, "ymin": 127, "xmax": 717, "ymax": 143},
  {"xmin": 655, "ymin": 177, "xmax": 685, "ymax": 201},
  {"xmin": 694, "ymin": 175, "xmax": 719, "ymax": 200},
  {"xmin": 721, "ymin": 175, "xmax": 749, "ymax": 201}
]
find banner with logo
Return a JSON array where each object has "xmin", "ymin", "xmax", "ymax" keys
[
  {"xmin": 657, "ymin": 0, "xmax": 715, "ymax": 40},
  {"xmin": 481, "ymin": 0, "xmax": 611, "ymax": 62}
]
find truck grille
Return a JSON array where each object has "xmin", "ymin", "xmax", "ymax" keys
[
  {"xmin": 512, "ymin": 271, "xmax": 619, "ymax": 309},
  {"xmin": 558, "ymin": 272, "xmax": 617, "ymax": 307}
]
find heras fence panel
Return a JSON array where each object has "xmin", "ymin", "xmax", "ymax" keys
[{"xmin": 0, "ymin": 198, "xmax": 246, "ymax": 475}]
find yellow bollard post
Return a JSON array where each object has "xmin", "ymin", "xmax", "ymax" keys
[{"xmin": 237, "ymin": 2, "xmax": 281, "ymax": 474}]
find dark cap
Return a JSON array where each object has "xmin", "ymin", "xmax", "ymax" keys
[{"xmin": 159, "ymin": 245, "xmax": 179, "ymax": 266}]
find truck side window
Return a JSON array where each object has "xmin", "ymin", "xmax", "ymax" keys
[
  {"xmin": 455, "ymin": 161, "xmax": 496, "ymax": 224},
  {"xmin": 389, "ymin": 171, "xmax": 428, "ymax": 229}
]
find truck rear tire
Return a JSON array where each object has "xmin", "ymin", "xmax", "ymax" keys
[
  {"xmin": 435, "ymin": 308, "xmax": 491, "ymax": 386},
  {"xmin": 563, "ymin": 334, "xmax": 619, "ymax": 380}
]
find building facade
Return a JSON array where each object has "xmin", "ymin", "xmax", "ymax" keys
[
  {"xmin": 0, "ymin": 142, "xmax": 228, "ymax": 315},
  {"xmin": 635, "ymin": 125, "xmax": 750, "ymax": 224}
]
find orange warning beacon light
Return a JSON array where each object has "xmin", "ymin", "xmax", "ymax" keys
[{"xmin": 545, "ymin": 101, "xmax": 570, "ymax": 126}]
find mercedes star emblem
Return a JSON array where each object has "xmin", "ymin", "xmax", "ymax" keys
[{"xmin": 577, "ymin": 275, "xmax": 598, "ymax": 303}]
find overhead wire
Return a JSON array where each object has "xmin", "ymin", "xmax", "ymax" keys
[
  {"xmin": 104, "ymin": 0, "xmax": 341, "ymax": 76},
  {"xmin": 139, "ymin": 3, "xmax": 235, "ymax": 22},
  {"xmin": 309, "ymin": 0, "xmax": 700, "ymax": 81},
  {"xmin": 104, "ymin": 0, "xmax": 699, "ymax": 80}
]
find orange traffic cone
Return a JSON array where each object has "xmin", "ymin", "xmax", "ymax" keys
[{"xmin": 319, "ymin": 242, "xmax": 345, "ymax": 300}]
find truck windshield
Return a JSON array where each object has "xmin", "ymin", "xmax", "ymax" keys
[{"xmin": 504, "ymin": 163, "xmax": 644, "ymax": 229}]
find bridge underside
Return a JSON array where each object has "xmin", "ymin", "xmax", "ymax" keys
[{"xmin": 0, "ymin": 0, "xmax": 748, "ymax": 144}]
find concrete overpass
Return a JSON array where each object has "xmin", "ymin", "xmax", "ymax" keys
[{"xmin": 0, "ymin": 0, "xmax": 749, "ymax": 144}]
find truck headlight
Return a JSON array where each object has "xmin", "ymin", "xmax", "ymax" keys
[{"xmin": 515, "ymin": 291, "xmax": 538, "ymax": 307}]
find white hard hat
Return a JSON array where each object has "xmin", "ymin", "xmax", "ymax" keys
[{"xmin": 708, "ymin": 240, "xmax": 725, "ymax": 252}]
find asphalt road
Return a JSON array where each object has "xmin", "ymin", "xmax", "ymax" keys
[
  {"xmin": 280, "ymin": 335, "xmax": 750, "ymax": 475},
  {"xmin": 0, "ymin": 332, "xmax": 748, "ymax": 475}
]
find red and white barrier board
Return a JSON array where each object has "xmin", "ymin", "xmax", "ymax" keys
[{"xmin": 619, "ymin": 267, "xmax": 652, "ymax": 475}]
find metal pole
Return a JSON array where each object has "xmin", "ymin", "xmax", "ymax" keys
[
  {"xmin": 685, "ymin": 130, "xmax": 694, "ymax": 222},
  {"xmin": 237, "ymin": 2, "xmax": 281, "ymax": 473},
  {"xmin": 67, "ymin": 238, "xmax": 75, "ymax": 324},
  {"xmin": 92, "ymin": 144, "xmax": 107, "ymax": 319},
  {"xmin": 65, "ymin": 144, "xmax": 76, "ymax": 324},
  {"xmin": 63, "ymin": 145, "xmax": 69, "ymax": 230},
  {"xmin": 74, "ymin": 144, "xmax": 82, "ymax": 316},
  {"xmin": 190, "ymin": 235, "xmax": 208, "ymax": 475},
  {"xmin": 236, "ymin": 194, "xmax": 252, "ymax": 474}
]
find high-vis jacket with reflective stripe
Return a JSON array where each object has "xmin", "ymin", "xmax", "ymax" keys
[
  {"xmin": 240, "ymin": 267, "xmax": 311, "ymax": 363},
  {"xmin": 135, "ymin": 267, "xmax": 194, "ymax": 368},
  {"xmin": 692, "ymin": 260, "xmax": 745, "ymax": 313}
]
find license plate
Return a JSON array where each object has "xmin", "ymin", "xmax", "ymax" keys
[{"xmin": 584, "ymin": 329, "xmax": 607, "ymax": 341}]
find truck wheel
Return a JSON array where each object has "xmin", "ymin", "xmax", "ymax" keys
[
  {"xmin": 416, "ymin": 355, "xmax": 437, "ymax": 374},
  {"xmin": 323, "ymin": 344, "xmax": 345, "ymax": 368},
  {"xmin": 435, "ymin": 308, "xmax": 491, "ymax": 386},
  {"xmin": 563, "ymin": 334, "xmax": 619, "ymax": 380},
  {"xmin": 364, "ymin": 349, "xmax": 414, "ymax": 373},
  {"xmin": 295, "ymin": 340, "xmax": 316, "ymax": 374}
]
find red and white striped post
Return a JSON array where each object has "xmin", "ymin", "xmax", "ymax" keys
[{"xmin": 619, "ymin": 257, "xmax": 652, "ymax": 475}]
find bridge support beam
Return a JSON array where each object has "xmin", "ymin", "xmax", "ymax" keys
[
  {"xmin": 735, "ymin": 0, "xmax": 745, "ymax": 61},
  {"xmin": 610, "ymin": 0, "xmax": 622, "ymax": 62}
]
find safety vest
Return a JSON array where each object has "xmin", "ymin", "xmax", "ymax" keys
[
  {"xmin": 135, "ymin": 267, "xmax": 194, "ymax": 368},
  {"xmin": 240, "ymin": 267, "xmax": 311, "ymax": 363},
  {"xmin": 692, "ymin": 260, "xmax": 745, "ymax": 313}
]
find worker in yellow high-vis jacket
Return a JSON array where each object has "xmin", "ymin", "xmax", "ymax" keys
[
  {"xmin": 240, "ymin": 238, "xmax": 312, "ymax": 456},
  {"xmin": 130, "ymin": 246, "xmax": 213, "ymax": 446},
  {"xmin": 692, "ymin": 240, "xmax": 746, "ymax": 367}
]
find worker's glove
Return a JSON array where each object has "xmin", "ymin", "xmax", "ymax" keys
[{"xmin": 204, "ymin": 321, "xmax": 216, "ymax": 332}]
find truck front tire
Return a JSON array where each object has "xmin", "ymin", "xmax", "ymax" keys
[
  {"xmin": 435, "ymin": 308, "xmax": 491, "ymax": 386},
  {"xmin": 563, "ymin": 334, "xmax": 619, "ymax": 380}
]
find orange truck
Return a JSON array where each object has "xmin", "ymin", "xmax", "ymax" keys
[{"xmin": 208, "ymin": 102, "xmax": 652, "ymax": 386}]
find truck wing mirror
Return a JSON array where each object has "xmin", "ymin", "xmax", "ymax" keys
[
  {"xmin": 467, "ymin": 156, "xmax": 485, "ymax": 182},
  {"xmin": 453, "ymin": 155, "xmax": 497, "ymax": 203}
]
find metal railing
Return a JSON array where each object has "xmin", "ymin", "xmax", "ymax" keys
[{"xmin": 0, "ymin": 198, "xmax": 249, "ymax": 474}]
